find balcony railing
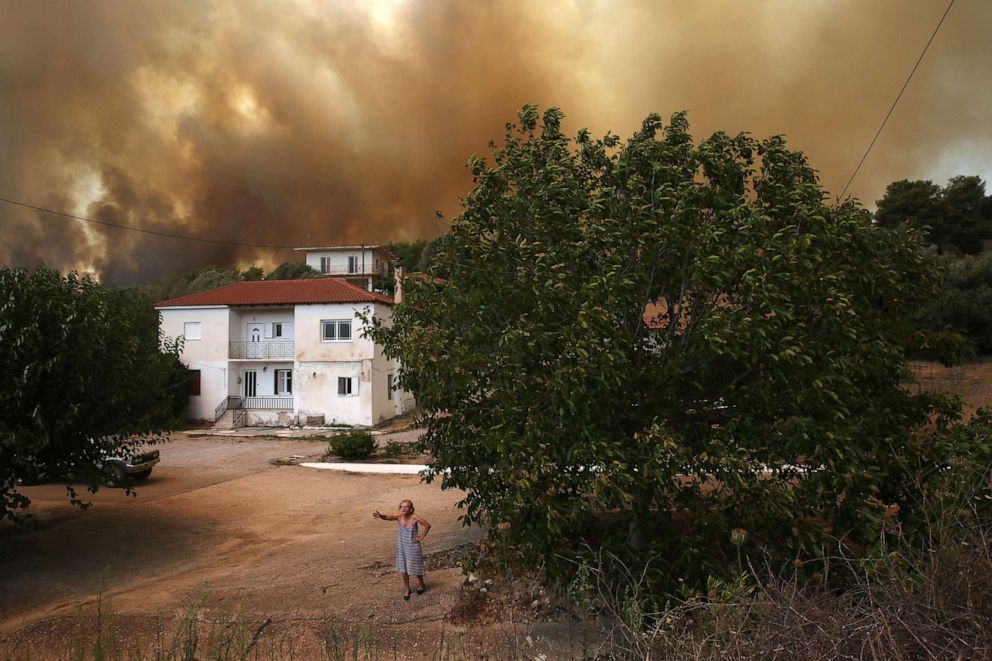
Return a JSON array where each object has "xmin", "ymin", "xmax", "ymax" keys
[
  {"xmin": 242, "ymin": 396, "xmax": 293, "ymax": 410},
  {"xmin": 229, "ymin": 341, "xmax": 294, "ymax": 359}
]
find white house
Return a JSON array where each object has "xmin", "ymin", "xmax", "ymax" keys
[
  {"xmin": 295, "ymin": 244, "xmax": 394, "ymax": 292},
  {"xmin": 156, "ymin": 278, "xmax": 415, "ymax": 428}
]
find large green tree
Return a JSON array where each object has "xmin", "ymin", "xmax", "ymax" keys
[
  {"xmin": 875, "ymin": 176, "xmax": 992, "ymax": 254},
  {"xmin": 0, "ymin": 266, "xmax": 187, "ymax": 522},
  {"xmin": 384, "ymin": 240, "xmax": 428, "ymax": 271},
  {"xmin": 369, "ymin": 107, "xmax": 949, "ymax": 594},
  {"xmin": 914, "ymin": 249, "xmax": 992, "ymax": 356},
  {"xmin": 264, "ymin": 261, "xmax": 321, "ymax": 280}
]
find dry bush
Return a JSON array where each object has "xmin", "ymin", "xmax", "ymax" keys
[{"xmin": 566, "ymin": 489, "xmax": 992, "ymax": 659}]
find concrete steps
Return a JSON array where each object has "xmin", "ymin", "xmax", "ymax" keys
[{"xmin": 213, "ymin": 410, "xmax": 241, "ymax": 429}]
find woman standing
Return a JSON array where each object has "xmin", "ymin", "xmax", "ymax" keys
[{"xmin": 373, "ymin": 499, "xmax": 431, "ymax": 600}]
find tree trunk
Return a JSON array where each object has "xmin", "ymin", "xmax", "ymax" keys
[{"xmin": 626, "ymin": 491, "xmax": 651, "ymax": 551}]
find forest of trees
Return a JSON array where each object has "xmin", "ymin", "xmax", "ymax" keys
[{"xmin": 874, "ymin": 175, "xmax": 992, "ymax": 358}]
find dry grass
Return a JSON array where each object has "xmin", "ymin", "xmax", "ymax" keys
[{"xmin": 907, "ymin": 359, "xmax": 992, "ymax": 419}]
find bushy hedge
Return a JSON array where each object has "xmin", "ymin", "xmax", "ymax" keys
[
  {"xmin": 914, "ymin": 251, "xmax": 992, "ymax": 356},
  {"xmin": 329, "ymin": 431, "xmax": 376, "ymax": 460}
]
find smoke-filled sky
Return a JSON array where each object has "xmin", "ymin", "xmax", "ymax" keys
[{"xmin": 0, "ymin": 0, "xmax": 989, "ymax": 285}]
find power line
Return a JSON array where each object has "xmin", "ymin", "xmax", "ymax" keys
[
  {"xmin": 0, "ymin": 231, "xmax": 25, "ymax": 266},
  {"xmin": 838, "ymin": 0, "xmax": 955, "ymax": 200},
  {"xmin": 0, "ymin": 195, "xmax": 300, "ymax": 250}
]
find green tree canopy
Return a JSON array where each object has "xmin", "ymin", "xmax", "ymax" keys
[
  {"xmin": 875, "ymin": 176, "xmax": 992, "ymax": 254},
  {"xmin": 152, "ymin": 264, "xmax": 242, "ymax": 301},
  {"xmin": 384, "ymin": 240, "xmax": 428, "ymax": 271},
  {"xmin": 369, "ymin": 106, "xmax": 950, "ymax": 595},
  {"xmin": 914, "ymin": 249, "xmax": 992, "ymax": 356},
  {"xmin": 241, "ymin": 265, "xmax": 265, "ymax": 281},
  {"xmin": 264, "ymin": 261, "xmax": 321, "ymax": 280},
  {"xmin": 0, "ymin": 266, "xmax": 187, "ymax": 522}
]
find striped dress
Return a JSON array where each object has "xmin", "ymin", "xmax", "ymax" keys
[{"xmin": 395, "ymin": 519, "xmax": 425, "ymax": 576}]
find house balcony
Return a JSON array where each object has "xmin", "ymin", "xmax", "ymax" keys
[
  {"xmin": 242, "ymin": 396, "xmax": 294, "ymax": 410},
  {"xmin": 229, "ymin": 341, "xmax": 294, "ymax": 359}
]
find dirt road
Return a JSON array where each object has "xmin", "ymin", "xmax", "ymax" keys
[{"xmin": 0, "ymin": 434, "xmax": 486, "ymax": 652}]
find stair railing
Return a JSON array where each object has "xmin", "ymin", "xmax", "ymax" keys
[{"xmin": 214, "ymin": 396, "xmax": 245, "ymax": 422}]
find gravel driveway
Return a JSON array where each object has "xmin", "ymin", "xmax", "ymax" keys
[{"xmin": 0, "ymin": 434, "xmax": 483, "ymax": 652}]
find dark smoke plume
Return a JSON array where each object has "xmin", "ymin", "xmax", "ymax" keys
[{"xmin": 0, "ymin": 0, "xmax": 988, "ymax": 284}]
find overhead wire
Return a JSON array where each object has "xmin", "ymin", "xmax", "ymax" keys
[
  {"xmin": 0, "ymin": 231, "xmax": 25, "ymax": 266},
  {"xmin": 838, "ymin": 0, "xmax": 955, "ymax": 200},
  {"xmin": 0, "ymin": 195, "xmax": 301, "ymax": 250},
  {"xmin": 4, "ymin": 1, "xmax": 958, "ymax": 266}
]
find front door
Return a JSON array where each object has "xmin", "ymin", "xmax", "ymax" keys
[{"xmin": 243, "ymin": 369, "xmax": 258, "ymax": 398}]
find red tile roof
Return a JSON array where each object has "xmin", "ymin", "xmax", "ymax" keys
[{"xmin": 155, "ymin": 279, "xmax": 393, "ymax": 308}]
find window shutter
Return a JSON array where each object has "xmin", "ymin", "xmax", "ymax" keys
[
  {"xmin": 274, "ymin": 371, "xmax": 279, "ymax": 392},
  {"xmin": 188, "ymin": 370, "xmax": 201, "ymax": 396},
  {"xmin": 264, "ymin": 323, "xmax": 273, "ymax": 338}
]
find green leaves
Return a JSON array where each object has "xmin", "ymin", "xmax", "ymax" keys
[
  {"xmin": 368, "ymin": 106, "xmax": 949, "ymax": 597},
  {"xmin": 0, "ymin": 266, "xmax": 184, "ymax": 522}
]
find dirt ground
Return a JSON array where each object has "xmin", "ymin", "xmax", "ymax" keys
[
  {"xmin": 6, "ymin": 362, "xmax": 981, "ymax": 658},
  {"xmin": 908, "ymin": 358, "xmax": 992, "ymax": 417},
  {"xmin": 0, "ymin": 433, "xmax": 568, "ymax": 659}
]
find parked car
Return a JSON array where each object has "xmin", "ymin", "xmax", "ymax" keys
[
  {"xmin": 17, "ymin": 447, "xmax": 161, "ymax": 487},
  {"xmin": 100, "ymin": 449, "xmax": 161, "ymax": 485}
]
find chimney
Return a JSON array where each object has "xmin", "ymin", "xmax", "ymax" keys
[{"xmin": 394, "ymin": 266, "xmax": 403, "ymax": 304}]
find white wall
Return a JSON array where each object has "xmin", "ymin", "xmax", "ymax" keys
[
  {"xmin": 294, "ymin": 303, "xmax": 376, "ymax": 362},
  {"xmin": 291, "ymin": 303, "xmax": 375, "ymax": 425},
  {"xmin": 297, "ymin": 360, "xmax": 371, "ymax": 426},
  {"xmin": 159, "ymin": 306, "xmax": 230, "ymax": 421},
  {"xmin": 233, "ymin": 361, "xmax": 294, "ymax": 397},
  {"xmin": 230, "ymin": 309, "xmax": 294, "ymax": 341},
  {"xmin": 369, "ymin": 303, "xmax": 411, "ymax": 423},
  {"xmin": 303, "ymin": 249, "xmax": 386, "ymax": 276}
]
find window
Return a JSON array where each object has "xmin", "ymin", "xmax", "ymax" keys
[
  {"xmin": 188, "ymin": 370, "xmax": 201, "ymax": 396},
  {"xmin": 264, "ymin": 322, "xmax": 291, "ymax": 339},
  {"xmin": 183, "ymin": 322, "xmax": 202, "ymax": 340},
  {"xmin": 348, "ymin": 255, "xmax": 358, "ymax": 273},
  {"xmin": 275, "ymin": 369, "xmax": 292, "ymax": 395},
  {"xmin": 321, "ymin": 319, "xmax": 353, "ymax": 342},
  {"xmin": 320, "ymin": 257, "xmax": 331, "ymax": 274},
  {"xmin": 387, "ymin": 373, "xmax": 395, "ymax": 399},
  {"xmin": 338, "ymin": 376, "xmax": 356, "ymax": 396}
]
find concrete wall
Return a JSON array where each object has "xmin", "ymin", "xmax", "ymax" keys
[
  {"xmin": 294, "ymin": 303, "xmax": 376, "ymax": 362},
  {"xmin": 291, "ymin": 303, "xmax": 373, "ymax": 425},
  {"xmin": 230, "ymin": 308, "xmax": 294, "ymax": 341},
  {"xmin": 159, "ymin": 306, "xmax": 230, "ymax": 421},
  {"xmin": 296, "ymin": 360, "xmax": 370, "ymax": 426},
  {"xmin": 232, "ymin": 361, "xmax": 294, "ymax": 397},
  {"xmin": 304, "ymin": 249, "xmax": 386, "ymax": 276},
  {"xmin": 246, "ymin": 410, "xmax": 296, "ymax": 426},
  {"xmin": 368, "ymin": 303, "xmax": 416, "ymax": 423}
]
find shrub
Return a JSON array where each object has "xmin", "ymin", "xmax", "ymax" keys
[
  {"xmin": 383, "ymin": 440, "xmax": 410, "ymax": 459},
  {"xmin": 329, "ymin": 431, "xmax": 375, "ymax": 460}
]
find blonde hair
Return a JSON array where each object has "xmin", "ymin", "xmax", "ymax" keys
[{"xmin": 399, "ymin": 499, "xmax": 415, "ymax": 513}]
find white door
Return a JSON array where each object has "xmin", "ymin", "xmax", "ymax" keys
[
  {"xmin": 243, "ymin": 369, "xmax": 258, "ymax": 398},
  {"xmin": 247, "ymin": 323, "xmax": 263, "ymax": 342}
]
